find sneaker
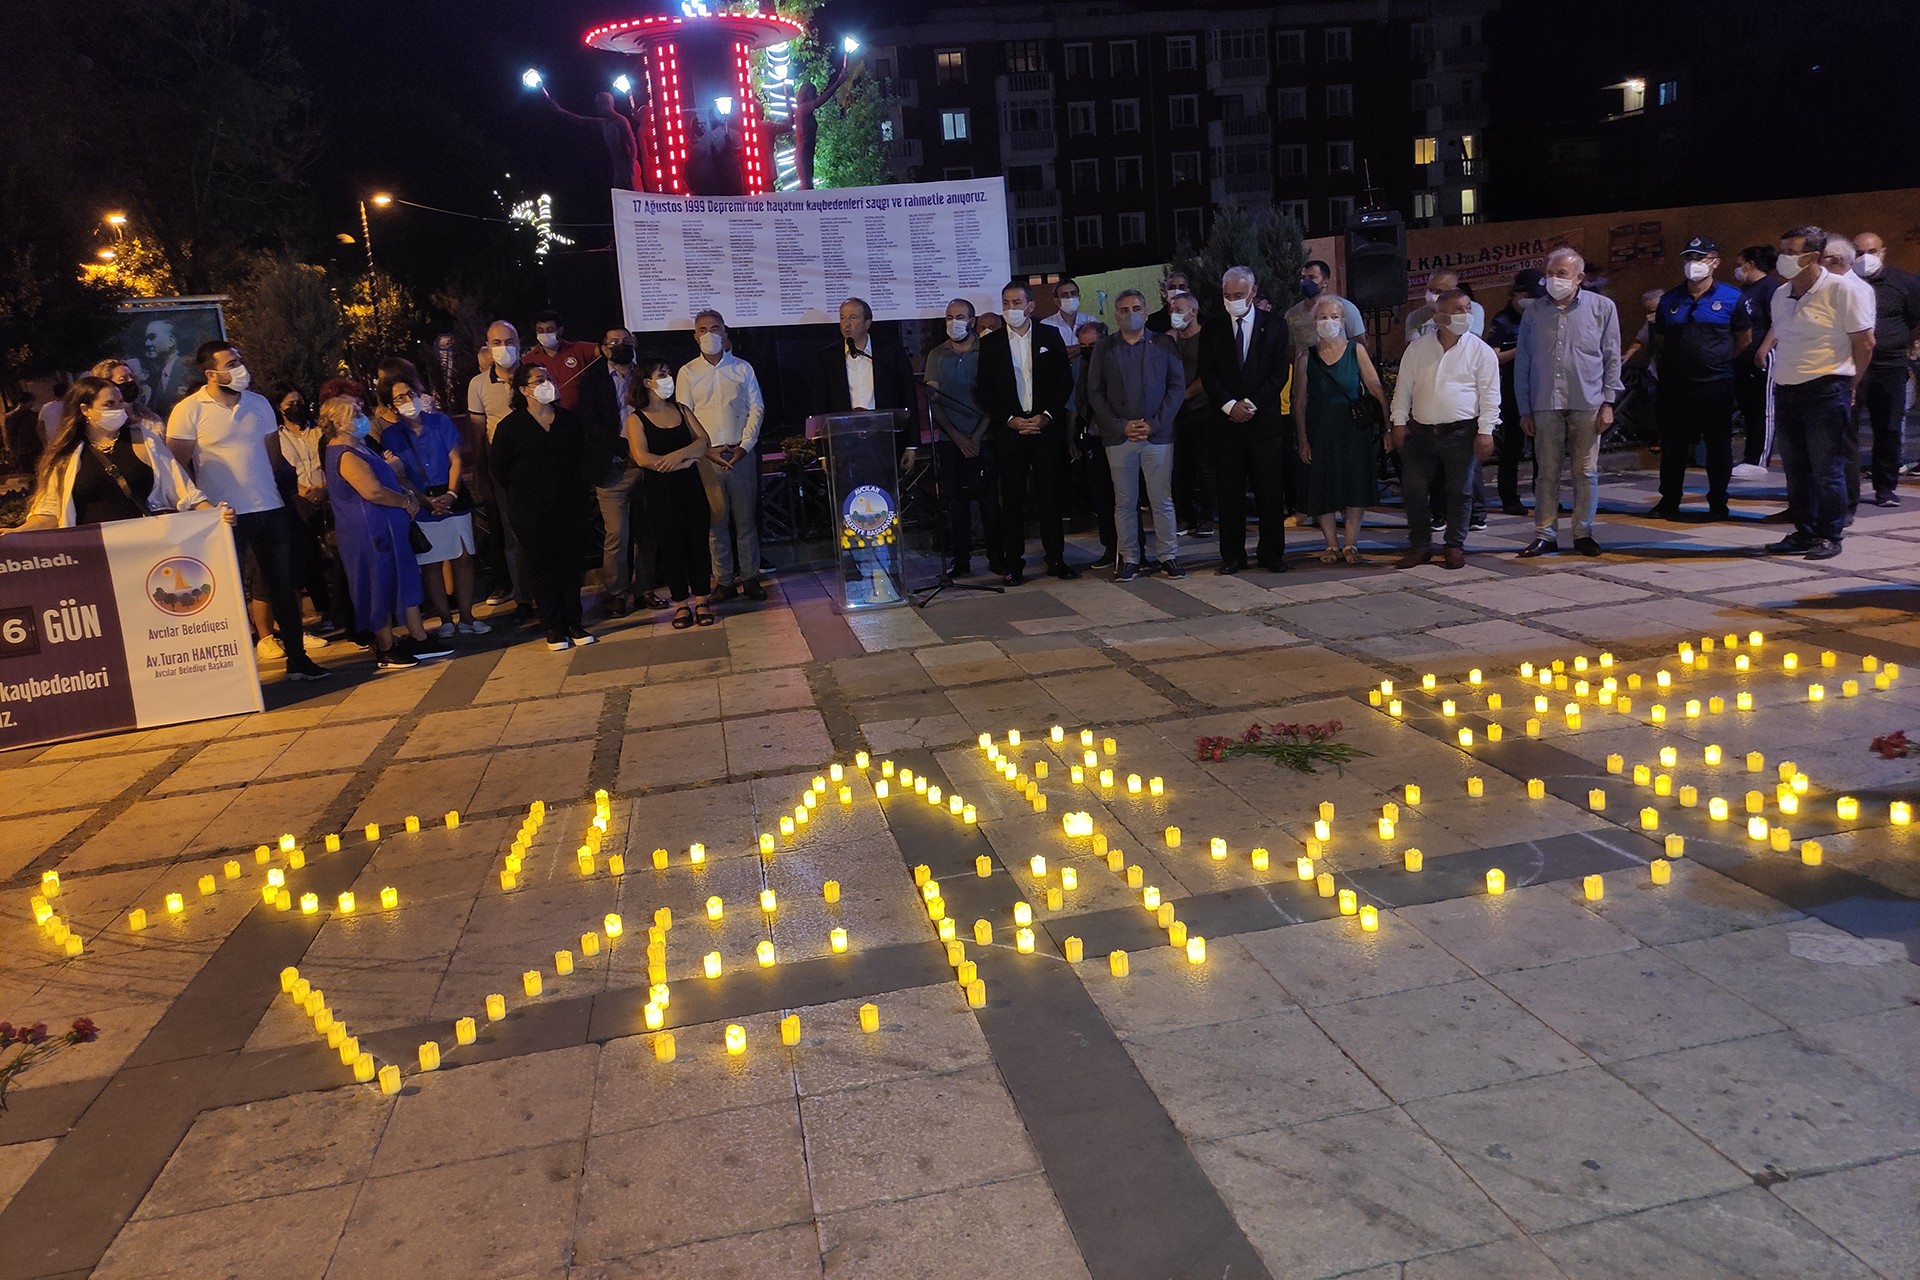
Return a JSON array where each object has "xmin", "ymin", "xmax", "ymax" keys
[
  {"xmin": 568, "ymin": 625, "xmax": 598, "ymax": 646},
  {"xmin": 300, "ymin": 630, "xmax": 330, "ymax": 651},
  {"xmin": 433, "ymin": 622, "xmax": 457, "ymax": 639},
  {"xmin": 1764, "ymin": 533, "xmax": 1816, "ymax": 555},
  {"xmin": 1160, "ymin": 558, "xmax": 1187, "ymax": 579},
  {"xmin": 512, "ymin": 606, "xmax": 541, "ymax": 628},
  {"xmin": 1873, "ymin": 493, "xmax": 1902, "ymax": 508},
  {"xmin": 1906, "ymin": 460, "xmax": 1920, "ymax": 477},
  {"xmin": 1730, "ymin": 463, "xmax": 1770, "ymax": 480},
  {"xmin": 255, "ymin": 634, "xmax": 286, "ymax": 661},
  {"xmin": 286, "ymin": 655, "xmax": 330, "ymax": 681},
  {"xmin": 743, "ymin": 579, "xmax": 768, "ymax": 602},
  {"xmin": 1804, "ymin": 538, "xmax": 1843, "ymax": 560},
  {"xmin": 374, "ymin": 646, "xmax": 419, "ymax": 670},
  {"xmin": 409, "ymin": 638, "xmax": 455, "ymax": 660},
  {"xmin": 458, "ymin": 619, "xmax": 494, "ymax": 636},
  {"xmin": 1115, "ymin": 561, "xmax": 1140, "ymax": 582},
  {"xmin": 1090, "ymin": 548, "xmax": 1118, "ymax": 570},
  {"xmin": 544, "ymin": 632, "xmax": 573, "ymax": 652},
  {"xmin": 1468, "ymin": 513, "xmax": 1489, "ymax": 532},
  {"xmin": 483, "ymin": 590, "xmax": 512, "ymax": 606}
]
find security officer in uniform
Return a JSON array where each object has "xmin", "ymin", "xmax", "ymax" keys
[{"xmin": 1649, "ymin": 236, "xmax": 1744, "ymax": 520}]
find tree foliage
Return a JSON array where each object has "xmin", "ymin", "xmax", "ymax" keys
[
  {"xmin": 226, "ymin": 257, "xmax": 344, "ymax": 394},
  {"xmin": 1172, "ymin": 206, "xmax": 1308, "ymax": 325},
  {"xmin": 771, "ymin": 0, "xmax": 897, "ymax": 189}
]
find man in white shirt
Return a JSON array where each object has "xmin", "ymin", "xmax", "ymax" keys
[
  {"xmin": 1758, "ymin": 226, "xmax": 1875, "ymax": 560},
  {"xmin": 1404, "ymin": 269, "xmax": 1487, "ymax": 343},
  {"xmin": 679, "ymin": 308, "xmax": 767, "ymax": 602},
  {"xmin": 1817, "ymin": 238, "xmax": 1879, "ymax": 515},
  {"xmin": 466, "ymin": 320, "xmax": 532, "ymax": 617},
  {"xmin": 167, "ymin": 341, "xmax": 328, "ymax": 680},
  {"xmin": 1389, "ymin": 291, "xmax": 1499, "ymax": 569},
  {"xmin": 1042, "ymin": 278, "xmax": 1090, "ymax": 348}
]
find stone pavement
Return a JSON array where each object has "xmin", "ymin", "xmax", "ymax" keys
[{"xmin": 2, "ymin": 466, "xmax": 1918, "ymax": 1280}]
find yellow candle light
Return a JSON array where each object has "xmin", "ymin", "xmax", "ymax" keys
[
  {"xmin": 1486, "ymin": 868, "xmax": 1506, "ymax": 895},
  {"xmin": 1467, "ymin": 776, "xmax": 1485, "ymax": 798},
  {"xmin": 1820, "ymin": 650, "xmax": 1836, "ymax": 667},
  {"xmin": 1488, "ymin": 693, "xmax": 1504, "ymax": 710},
  {"xmin": 756, "ymin": 939, "xmax": 776, "ymax": 968},
  {"xmin": 1639, "ymin": 807, "xmax": 1659, "ymax": 830},
  {"xmin": 581, "ymin": 932, "xmax": 601, "ymax": 957},
  {"xmin": 963, "ymin": 805, "xmax": 977, "ymax": 823},
  {"xmin": 1836, "ymin": 795, "xmax": 1860, "ymax": 820},
  {"xmin": 1770, "ymin": 826, "xmax": 1792, "ymax": 852},
  {"xmin": 974, "ymin": 918, "xmax": 993, "ymax": 945},
  {"xmin": 1316, "ymin": 871, "xmax": 1336, "ymax": 898},
  {"xmin": 129, "ymin": 908, "xmax": 147, "ymax": 932},
  {"xmin": 1457, "ymin": 728, "xmax": 1474, "ymax": 747},
  {"xmin": 1015, "ymin": 927, "xmax": 1035, "ymax": 954},
  {"xmin": 364, "ymin": 823, "xmax": 380, "ymax": 842},
  {"xmin": 875, "ymin": 780, "xmax": 889, "ymax": 799},
  {"xmin": 1679, "ymin": 786, "xmax": 1698, "ymax": 807},
  {"xmin": 1185, "ymin": 935, "xmax": 1207, "ymax": 964},
  {"xmin": 1807, "ymin": 683, "xmax": 1825, "ymax": 702},
  {"xmin": 1893, "ymin": 801, "xmax": 1913, "ymax": 826},
  {"xmin": 1149, "ymin": 776, "xmax": 1164, "ymax": 796},
  {"xmin": 1165, "ymin": 825, "xmax": 1181, "ymax": 847},
  {"xmin": 828, "ymin": 925, "xmax": 849, "ymax": 953},
  {"xmin": 1651, "ymin": 858, "xmax": 1672, "ymax": 884},
  {"xmin": 1359, "ymin": 905, "xmax": 1380, "ymax": 931},
  {"xmin": 1526, "ymin": 778, "xmax": 1546, "ymax": 800},
  {"xmin": 1251, "ymin": 848, "xmax": 1270, "ymax": 872},
  {"xmin": 938, "ymin": 917, "xmax": 956, "ymax": 941},
  {"xmin": 522, "ymin": 970, "xmax": 543, "ymax": 997},
  {"xmin": 1126, "ymin": 863, "xmax": 1144, "ymax": 887},
  {"xmin": 1801, "ymin": 840, "xmax": 1824, "ymax": 866},
  {"xmin": 417, "ymin": 1041, "xmax": 441, "ymax": 1072},
  {"xmin": 1583, "ymin": 874, "xmax": 1604, "ymax": 901},
  {"xmin": 1404, "ymin": 848, "xmax": 1424, "ymax": 872},
  {"xmin": 859, "ymin": 1002, "xmax": 880, "ymax": 1032},
  {"xmin": 485, "ymin": 993, "xmax": 506, "ymax": 1020},
  {"xmin": 1337, "ymin": 888, "xmax": 1357, "ymax": 915},
  {"xmin": 1654, "ymin": 775, "xmax": 1672, "ymax": 797},
  {"xmin": 1747, "ymin": 816, "xmax": 1769, "ymax": 841},
  {"xmin": 1709, "ymin": 797, "xmax": 1729, "ymax": 821},
  {"xmin": 1378, "ymin": 817, "xmax": 1396, "ymax": 838},
  {"xmin": 1651, "ymin": 705, "xmax": 1666, "ymax": 724},
  {"xmin": 702, "ymin": 951, "xmax": 723, "ymax": 979},
  {"xmin": 1526, "ymin": 718, "xmax": 1540, "ymax": 736},
  {"xmin": 163, "ymin": 891, "xmax": 185, "ymax": 915},
  {"xmin": 1061, "ymin": 867, "xmax": 1078, "ymax": 890}
]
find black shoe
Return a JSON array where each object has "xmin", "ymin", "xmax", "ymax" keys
[
  {"xmin": 1160, "ymin": 558, "xmax": 1186, "ymax": 579},
  {"xmin": 568, "ymin": 625, "xmax": 598, "ymax": 645},
  {"xmin": 544, "ymin": 631, "xmax": 573, "ymax": 651},
  {"xmin": 1873, "ymin": 493, "xmax": 1901, "ymax": 508},
  {"xmin": 373, "ymin": 646, "xmax": 417, "ymax": 670},
  {"xmin": 603, "ymin": 595, "xmax": 630, "ymax": 619},
  {"xmin": 712, "ymin": 583, "xmax": 738, "ymax": 604},
  {"xmin": 1647, "ymin": 502, "xmax": 1681, "ymax": 520},
  {"xmin": 1706, "ymin": 504, "xmax": 1732, "ymax": 521},
  {"xmin": 513, "ymin": 606, "xmax": 542, "ymax": 629},
  {"xmin": 1517, "ymin": 537, "xmax": 1558, "ymax": 558},
  {"xmin": 1047, "ymin": 562, "xmax": 1079, "ymax": 580},
  {"xmin": 1090, "ymin": 548, "xmax": 1117, "ymax": 570},
  {"xmin": 949, "ymin": 560, "xmax": 971, "ymax": 578},
  {"xmin": 1468, "ymin": 513, "xmax": 1489, "ymax": 531},
  {"xmin": 743, "ymin": 578, "xmax": 768, "ymax": 601},
  {"xmin": 409, "ymin": 637, "xmax": 454, "ymax": 660},
  {"xmin": 1257, "ymin": 556, "xmax": 1289, "ymax": 573},
  {"xmin": 1762, "ymin": 509, "xmax": 1794, "ymax": 524},
  {"xmin": 286, "ymin": 656, "xmax": 331, "ymax": 681},
  {"xmin": 1500, "ymin": 501, "xmax": 1529, "ymax": 517},
  {"xmin": 1217, "ymin": 558, "xmax": 1247, "ymax": 576},
  {"xmin": 1573, "ymin": 536, "xmax": 1602, "ymax": 557},
  {"xmin": 1764, "ymin": 533, "xmax": 1816, "ymax": 555},
  {"xmin": 1804, "ymin": 538, "xmax": 1843, "ymax": 560},
  {"xmin": 1002, "ymin": 569, "xmax": 1026, "ymax": 586},
  {"xmin": 1191, "ymin": 522, "xmax": 1215, "ymax": 538},
  {"xmin": 641, "ymin": 592, "xmax": 671, "ymax": 610},
  {"xmin": 1115, "ymin": 561, "xmax": 1140, "ymax": 582}
]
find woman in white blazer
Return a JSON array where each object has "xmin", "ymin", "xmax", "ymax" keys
[{"xmin": 8, "ymin": 376, "xmax": 230, "ymax": 531}]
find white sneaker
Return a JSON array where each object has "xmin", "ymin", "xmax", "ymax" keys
[
  {"xmin": 1731, "ymin": 463, "xmax": 1770, "ymax": 480},
  {"xmin": 301, "ymin": 631, "xmax": 330, "ymax": 651},
  {"xmin": 434, "ymin": 623, "xmax": 458, "ymax": 639},
  {"xmin": 255, "ymin": 635, "xmax": 286, "ymax": 661},
  {"xmin": 458, "ymin": 619, "xmax": 494, "ymax": 636}
]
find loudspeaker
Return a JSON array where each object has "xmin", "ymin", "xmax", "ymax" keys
[{"xmin": 1345, "ymin": 209, "xmax": 1407, "ymax": 313}]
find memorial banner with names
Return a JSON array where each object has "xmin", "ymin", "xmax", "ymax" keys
[
  {"xmin": 612, "ymin": 177, "xmax": 1012, "ymax": 331},
  {"xmin": 0, "ymin": 510, "xmax": 261, "ymax": 752}
]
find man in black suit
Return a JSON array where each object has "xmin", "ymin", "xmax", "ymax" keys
[
  {"xmin": 807, "ymin": 297, "xmax": 920, "ymax": 469},
  {"xmin": 1199, "ymin": 264, "xmax": 1293, "ymax": 573},
  {"xmin": 576, "ymin": 326, "xmax": 655, "ymax": 617},
  {"xmin": 977, "ymin": 280, "xmax": 1076, "ymax": 583}
]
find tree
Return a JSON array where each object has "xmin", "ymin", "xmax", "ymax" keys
[
  {"xmin": 767, "ymin": 0, "xmax": 899, "ymax": 189},
  {"xmin": 227, "ymin": 256, "xmax": 344, "ymax": 393},
  {"xmin": 1173, "ymin": 206, "xmax": 1307, "ymax": 325}
]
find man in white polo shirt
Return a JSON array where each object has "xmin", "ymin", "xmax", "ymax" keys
[
  {"xmin": 1389, "ymin": 289, "xmax": 1499, "ymax": 570},
  {"xmin": 1758, "ymin": 226, "xmax": 1875, "ymax": 560},
  {"xmin": 678, "ymin": 308, "xmax": 767, "ymax": 603},
  {"xmin": 167, "ymin": 341, "xmax": 328, "ymax": 681}
]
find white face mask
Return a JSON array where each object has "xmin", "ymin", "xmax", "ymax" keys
[
  {"xmin": 1544, "ymin": 276, "xmax": 1578, "ymax": 301},
  {"xmin": 1683, "ymin": 260, "xmax": 1712, "ymax": 282},
  {"xmin": 1777, "ymin": 251, "xmax": 1809, "ymax": 276},
  {"xmin": 1223, "ymin": 296, "xmax": 1251, "ymax": 319},
  {"xmin": 92, "ymin": 408, "xmax": 129, "ymax": 432},
  {"xmin": 537, "ymin": 332, "xmax": 560, "ymax": 351},
  {"xmin": 1315, "ymin": 317, "xmax": 1344, "ymax": 341},
  {"xmin": 491, "ymin": 343, "xmax": 519, "ymax": 369},
  {"xmin": 221, "ymin": 364, "xmax": 251, "ymax": 391},
  {"xmin": 697, "ymin": 332, "xmax": 724, "ymax": 357},
  {"xmin": 1169, "ymin": 312, "xmax": 1191, "ymax": 331},
  {"xmin": 947, "ymin": 319, "xmax": 971, "ymax": 341},
  {"xmin": 1004, "ymin": 307, "xmax": 1027, "ymax": 328},
  {"xmin": 397, "ymin": 399, "xmax": 421, "ymax": 419},
  {"xmin": 1856, "ymin": 253, "xmax": 1883, "ymax": 277},
  {"xmin": 1423, "ymin": 291, "xmax": 1440, "ymax": 306},
  {"xmin": 1057, "ymin": 293, "xmax": 1079, "ymax": 312},
  {"xmin": 531, "ymin": 381, "xmax": 557, "ymax": 405},
  {"xmin": 1514, "ymin": 296, "xmax": 1536, "ymax": 311},
  {"xmin": 651, "ymin": 376, "xmax": 675, "ymax": 400},
  {"xmin": 1444, "ymin": 313, "xmax": 1473, "ymax": 335}
]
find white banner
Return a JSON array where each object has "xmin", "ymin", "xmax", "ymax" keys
[{"xmin": 612, "ymin": 178, "xmax": 1012, "ymax": 332}]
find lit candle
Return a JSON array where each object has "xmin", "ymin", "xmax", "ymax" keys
[
  {"xmin": 1403, "ymin": 848, "xmax": 1424, "ymax": 872},
  {"xmin": 581, "ymin": 933, "xmax": 600, "ymax": 957},
  {"xmin": 653, "ymin": 1032, "xmax": 677, "ymax": 1062},
  {"xmin": 830, "ymin": 926, "xmax": 848, "ymax": 953},
  {"xmin": 1015, "ymin": 927, "xmax": 1035, "ymax": 954},
  {"xmin": 1747, "ymin": 816, "xmax": 1769, "ymax": 841},
  {"xmin": 1679, "ymin": 786, "xmax": 1698, "ymax": 807},
  {"xmin": 1061, "ymin": 867, "xmax": 1078, "ymax": 890},
  {"xmin": 324, "ymin": 833, "xmax": 341, "ymax": 853},
  {"xmin": 1709, "ymin": 797, "xmax": 1729, "ymax": 821},
  {"xmin": 1525, "ymin": 718, "xmax": 1540, "ymax": 736},
  {"xmin": 1467, "ymin": 777, "xmax": 1485, "ymax": 798},
  {"xmin": 1820, "ymin": 651, "xmax": 1836, "ymax": 667},
  {"xmin": 1297, "ymin": 855, "xmax": 1315, "ymax": 880},
  {"xmin": 1651, "ymin": 705, "xmax": 1666, "ymax": 724},
  {"xmin": 1488, "ymin": 693, "xmax": 1503, "ymax": 711},
  {"xmin": 1126, "ymin": 864, "xmax": 1143, "ymax": 888},
  {"xmin": 1148, "ymin": 776, "xmax": 1164, "ymax": 796},
  {"xmin": 974, "ymin": 918, "xmax": 992, "ymax": 944},
  {"xmin": 1486, "ymin": 868, "xmax": 1506, "ymax": 895},
  {"xmin": 703, "ymin": 952, "xmax": 722, "ymax": 978},
  {"xmin": 757, "ymin": 940, "xmax": 776, "ymax": 968},
  {"xmin": 1526, "ymin": 778, "xmax": 1546, "ymax": 801},
  {"xmin": 1141, "ymin": 886, "xmax": 1161, "ymax": 910},
  {"xmin": 1185, "ymin": 935, "xmax": 1207, "ymax": 964},
  {"xmin": 1251, "ymin": 848, "xmax": 1270, "ymax": 872},
  {"xmin": 706, "ymin": 895, "xmax": 724, "ymax": 921},
  {"xmin": 1165, "ymin": 825, "xmax": 1181, "ymax": 847},
  {"xmin": 1316, "ymin": 872, "xmax": 1336, "ymax": 898},
  {"xmin": 1337, "ymin": 889, "xmax": 1357, "ymax": 916},
  {"xmin": 1651, "ymin": 858, "xmax": 1672, "ymax": 884},
  {"xmin": 859, "ymin": 1002, "xmax": 880, "ymax": 1032},
  {"xmin": 522, "ymin": 970, "xmax": 543, "ymax": 997},
  {"xmin": 1654, "ymin": 775, "xmax": 1672, "ymax": 797},
  {"xmin": 1359, "ymin": 905, "xmax": 1379, "ymax": 931},
  {"xmin": 1800, "ymin": 840, "xmax": 1823, "ymax": 866},
  {"xmin": 1458, "ymin": 728, "xmax": 1474, "ymax": 747},
  {"xmin": 1378, "ymin": 817, "xmax": 1396, "ymax": 839},
  {"xmin": 1894, "ymin": 801, "xmax": 1913, "ymax": 826}
]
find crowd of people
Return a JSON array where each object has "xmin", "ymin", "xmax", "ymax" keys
[{"xmin": 1, "ymin": 221, "xmax": 1911, "ymax": 680}]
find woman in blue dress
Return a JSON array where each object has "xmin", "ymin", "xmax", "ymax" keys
[
  {"xmin": 319, "ymin": 395, "xmax": 444, "ymax": 669},
  {"xmin": 1293, "ymin": 293, "xmax": 1390, "ymax": 563}
]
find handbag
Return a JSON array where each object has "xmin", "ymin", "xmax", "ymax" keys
[
  {"xmin": 408, "ymin": 520, "xmax": 433, "ymax": 555},
  {"xmin": 1348, "ymin": 393, "xmax": 1385, "ymax": 435},
  {"xmin": 89, "ymin": 438, "xmax": 156, "ymax": 516}
]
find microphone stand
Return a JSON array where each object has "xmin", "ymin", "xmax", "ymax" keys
[{"xmin": 909, "ymin": 373, "xmax": 1002, "ymax": 606}]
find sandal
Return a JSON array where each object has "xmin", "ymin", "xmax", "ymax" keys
[
  {"xmin": 695, "ymin": 602, "xmax": 717, "ymax": 627},
  {"xmin": 1316, "ymin": 549, "xmax": 1340, "ymax": 564},
  {"xmin": 1342, "ymin": 546, "xmax": 1363, "ymax": 565},
  {"xmin": 670, "ymin": 606, "xmax": 695, "ymax": 630}
]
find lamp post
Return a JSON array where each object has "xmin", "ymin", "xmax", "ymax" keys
[{"xmin": 357, "ymin": 192, "xmax": 393, "ymax": 352}]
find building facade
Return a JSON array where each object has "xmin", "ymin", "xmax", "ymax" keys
[{"xmin": 867, "ymin": 1, "xmax": 1498, "ymax": 279}]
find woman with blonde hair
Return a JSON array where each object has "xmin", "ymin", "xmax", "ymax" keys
[
  {"xmin": 1293, "ymin": 293, "xmax": 1389, "ymax": 563},
  {"xmin": 88, "ymin": 359, "xmax": 161, "ymax": 427},
  {"xmin": 318, "ymin": 394, "xmax": 450, "ymax": 669},
  {"xmin": 8, "ymin": 376, "xmax": 227, "ymax": 530}
]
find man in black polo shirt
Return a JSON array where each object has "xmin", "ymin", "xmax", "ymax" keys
[
  {"xmin": 1649, "ymin": 236, "xmax": 1743, "ymax": 520},
  {"xmin": 1851, "ymin": 232, "xmax": 1920, "ymax": 505},
  {"xmin": 1485, "ymin": 269, "xmax": 1542, "ymax": 515},
  {"xmin": 1732, "ymin": 246, "xmax": 1779, "ymax": 476}
]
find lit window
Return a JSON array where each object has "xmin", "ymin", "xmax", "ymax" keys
[
  {"xmin": 1460, "ymin": 188, "xmax": 1478, "ymax": 215},
  {"xmin": 935, "ymin": 50, "xmax": 966, "ymax": 84},
  {"xmin": 941, "ymin": 110, "xmax": 969, "ymax": 142},
  {"xmin": 1413, "ymin": 191, "xmax": 1437, "ymax": 219},
  {"xmin": 1414, "ymin": 136, "xmax": 1437, "ymax": 165}
]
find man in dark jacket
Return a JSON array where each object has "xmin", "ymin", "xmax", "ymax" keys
[
  {"xmin": 1199, "ymin": 264, "xmax": 1293, "ymax": 572},
  {"xmin": 977, "ymin": 281, "xmax": 1075, "ymax": 583},
  {"xmin": 806, "ymin": 297, "xmax": 921, "ymax": 468},
  {"xmin": 1087, "ymin": 288, "xmax": 1186, "ymax": 580},
  {"xmin": 577, "ymin": 327, "xmax": 654, "ymax": 615}
]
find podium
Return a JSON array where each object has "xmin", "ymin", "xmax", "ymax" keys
[{"xmin": 813, "ymin": 411, "xmax": 905, "ymax": 610}]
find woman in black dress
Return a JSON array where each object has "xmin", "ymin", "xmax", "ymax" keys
[
  {"xmin": 626, "ymin": 358, "xmax": 717, "ymax": 629},
  {"xmin": 10, "ymin": 376, "xmax": 229, "ymax": 530},
  {"xmin": 488, "ymin": 364, "xmax": 595, "ymax": 652}
]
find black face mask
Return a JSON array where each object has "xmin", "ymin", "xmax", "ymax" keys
[
  {"xmin": 115, "ymin": 378, "xmax": 141, "ymax": 399},
  {"xmin": 608, "ymin": 344, "xmax": 635, "ymax": 366}
]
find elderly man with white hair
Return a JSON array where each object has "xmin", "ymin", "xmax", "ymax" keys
[
  {"xmin": 1513, "ymin": 246, "xmax": 1623, "ymax": 557},
  {"xmin": 1199, "ymin": 264, "xmax": 1293, "ymax": 573},
  {"xmin": 1818, "ymin": 237, "xmax": 1880, "ymax": 515}
]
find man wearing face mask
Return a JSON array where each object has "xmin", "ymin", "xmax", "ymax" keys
[
  {"xmin": 580, "ymin": 326, "xmax": 652, "ymax": 618},
  {"xmin": 1068, "ymin": 319, "xmax": 1117, "ymax": 570},
  {"xmin": 924, "ymin": 298, "xmax": 1003, "ymax": 576},
  {"xmin": 1648, "ymin": 237, "xmax": 1743, "ymax": 520},
  {"xmin": 1148, "ymin": 271, "xmax": 1190, "ymax": 334},
  {"xmin": 1394, "ymin": 291, "xmax": 1500, "ymax": 569},
  {"xmin": 976, "ymin": 281, "xmax": 1075, "ymax": 583},
  {"xmin": 1405, "ymin": 269, "xmax": 1486, "ymax": 343},
  {"xmin": 1485, "ymin": 269, "xmax": 1543, "ymax": 516},
  {"xmin": 522, "ymin": 311, "xmax": 602, "ymax": 412},
  {"xmin": 1199, "ymin": 265, "xmax": 1292, "ymax": 573},
  {"xmin": 1756, "ymin": 226, "xmax": 1875, "ymax": 560},
  {"xmin": 1284, "ymin": 261, "xmax": 1365, "ymax": 356},
  {"xmin": 1166, "ymin": 291, "xmax": 1214, "ymax": 538},
  {"xmin": 167, "ymin": 341, "xmax": 328, "ymax": 681},
  {"xmin": 1088, "ymin": 289, "xmax": 1186, "ymax": 582},
  {"xmin": 680, "ymin": 309, "xmax": 767, "ymax": 603},
  {"xmin": 1849, "ymin": 232, "xmax": 1920, "ymax": 505},
  {"xmin": 1043, "ymin": 279, "xmax": 1089, "ymax": 348},
  {"xmin": 1731, "ymin": 246, "xmax": 1780, "ymax": 477},
  {"xmin": 1514, "ymin": 249, "xmax": 1623, "ymax": 557},
  {"xmin": 1819, "ymin": 239, "xmax": 1879, "ymax": 516},
  {"xmin": 467, "ymin": 321, "xmax": 534, "ymax": 621}
]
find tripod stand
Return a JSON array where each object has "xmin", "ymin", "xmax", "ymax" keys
[{"xmin": 911, "ymin": 376, "xmax": 1003, "ymax": 607}]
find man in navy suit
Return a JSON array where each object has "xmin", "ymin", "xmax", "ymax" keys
[
  {"xmin": 1199, "ymin": 264, "xmax": 1293, "ymax": 572},
  {"xmin": 807, "ymin": 297, "xmax": 921, "ymax": 468},
  {"xmin": 976, "ymin": 281, "xmax": 1076, "ymax": 583}
]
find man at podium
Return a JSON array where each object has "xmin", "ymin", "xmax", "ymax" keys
[{"xmin": 807, "ymin": 297, "xmax": 919, "ymax": 471}]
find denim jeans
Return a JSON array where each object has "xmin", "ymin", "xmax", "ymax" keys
[
  {"xmin": 231, "ymin": 507, "xmax": 305, "ymax": 645},
  {"xmin": 594, "ymin": 461, "xmax": 644, "ymax": 600},
  {"xmin": 1775, "ymin": 376, "xmax": 1851, "ymax": 542},
  {"xmin": 698, "ymin": 454, "xmax": 761, "ymax": 587},
  {"xmin": 1400, "ymin": 420, "xmax": 1478, "ymax": 550},
  {"xmin": 1531, "ymin": 409, "xmax": 1600, "ymax": 539},
  {"xmin": 1105, "ymin": 438, "xmax": 1177, "ymax": 565}
]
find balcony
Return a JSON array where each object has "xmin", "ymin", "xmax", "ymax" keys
[
  {"xmin": 1440, "ymin": 45, "xmax": 1490, "ymax": 73},
  {"xmin": 1206, "ymin": 55, "xmax": 1270, "ymax": 92},
  {"xmin": 1013, "ymin": 242, "xmax": 1066, "ymax": 276},
  {"xmin": 1001, "ymin": 129, "xmax": 1059, "ymax": 163},
  {"xmin": 1000, "ymin": 71, "xmax": 1054, "ymax": 95},
  {"xmin": 885, "ymin": 138, "xmax": 923, "ymax": 168},
  {"xmin": 879, "ymin": 76, "xmax": 920, "ymax": 108},
  {"xmin": 1211, "ymin": 170, "xmax": 1272, "ymax": 208},
  {"xmin": 1012, "ymin": 189, "xmax": 1061, "ymax": 214},
  {"xmin": 1207, "ymin": 116, "xmax": 1271, "ymax": 150}
]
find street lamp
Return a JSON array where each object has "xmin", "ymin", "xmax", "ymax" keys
[
  {"xmin": 358, "ymin": 192, "xmax": 394, "ymax": 353},
  {"xmin": 104, "ymin": 212, "xmax": 128, "ymax": 242},
  {"xmin": 612, "ymin": 74, "xmax": 632, "ymax": 94},
  {"xmin": 842, "ymin": 35, "xmax": 860, "ymax": 55},
  {"xmin": 521, "ymin": 68, "xmax": 544, "ymax": 89}
]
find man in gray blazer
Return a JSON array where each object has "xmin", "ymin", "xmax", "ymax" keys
[{"xmin": 1087, "ymin": 288, "xmax": 1187, "ymax": 580}]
